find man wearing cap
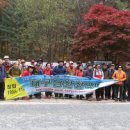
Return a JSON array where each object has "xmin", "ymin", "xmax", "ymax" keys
[
  {"xmin": 112, "ymin": 66, "xmax": 126, "ymax": 101},
  {"xmin": 125, "ymin": 63, "xmax": 130, "ymax": 101},
  {"xmin": 31, "ymin": 59, "xmax": 35, "ymax": 67},
  {"xmin": 3, "ymin": 55, "xmax": 11, "ymax": 72},
  {"xmin": 53, "ymin": 60, "xmax": 67, "ymax": 98},
  {"xmin": 0, "ymin": 59, "xmax": 7, "ymax": 100},
  {"xmin": 66, "ymin": 61, "xmax": 76, "ymax": 76},
  {"xmin": 20, "ymin": 59, "xmax": 27, "ymax": 73},
  {"xmin": 64, "ymin": 61, "xmax": 67, "ymax": 69}
]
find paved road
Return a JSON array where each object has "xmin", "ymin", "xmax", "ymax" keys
[{"xmin": 0, "ymin": 102, "xmax": 130, "ymax": 130}]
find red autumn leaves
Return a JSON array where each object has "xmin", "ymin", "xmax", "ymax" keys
[{"xmin": 72, "ymin": 4, "xmax": 130, "ymax": 61}]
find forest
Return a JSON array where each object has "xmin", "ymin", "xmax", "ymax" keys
[{"xmin": 0, "ymin": 0, "xmax": 130, "ymax": 62}]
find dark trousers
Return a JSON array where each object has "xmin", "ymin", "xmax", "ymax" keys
[
  {"xmin": 34, "ymin": 92, "xmax": 41, "ymax": 99},
  {"xmin": 128, "ymin": 85, "xmax": 130, "ymax": 101},
  {"xmin": 55, "ymin": 93, "xmax": 63, "ymax": 98},
  {"xmin": 76, "ymin": 95, "xmax": 84, "ymax": 99},
  {"xmin": 114, "ymin": 85, "xmax": 123, "ymax": 100},
  {"xmin": 0, "ymin": 82, "xmax": 5, "ymax": 100},
  {"xmin": 105, "ymin": 87, "xmax": 110, "ymax": 99},
  {"xmin": 45, "ymin": 92, "xmax": 52, "ymax": 97},
  {"xmin": 96, "ymin": 88, "xmax": 104, "ymax": 99},
  {"xmin": 64, "ymin": 94, "xmax": 73, "ymax": 99},
  {"xmin": 86, "ymin": 93, "xmax": 93, "ymax": 99},
  {"xmin": 105, "ymin": 85, "xmax": 113, "ymax": 99},
  {"xmin": 125, "ymin": 84, "xmax": 130, "ymax": 101},
  {"xmin": 111, "ymin": 85, "xmax": 115, "ymax": 99},
  {"xmin": 123, "ymin": 84, "xmax": 128, "ymax": 100}
]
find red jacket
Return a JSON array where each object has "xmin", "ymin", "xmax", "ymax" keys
[
  {"xmin": 21, "ymin": 70, "xmax": 31, "ymax": 77},
  {"xmin": 43, "ymin": 68, "xmax": 53, "ymax": 75},
  {"xmin": 76, "ymin": 70, "xmax": 84, "ymax": 77}
]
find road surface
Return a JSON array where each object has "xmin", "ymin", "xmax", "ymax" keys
[{"xmin": 0, "ymin": 100, "xmax": 130, "ymax": 130}]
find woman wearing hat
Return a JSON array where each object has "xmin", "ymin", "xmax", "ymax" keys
[{"xmin": 112, "ymin": 66, "xmax": 126, "ymax": 101}]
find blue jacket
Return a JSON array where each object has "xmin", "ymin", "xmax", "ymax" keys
[
  {"xmin": 0, "ymin": 66, "xmax": 7, "ymax": 83},
  {"xmin": 84, "ymin": 69, "xmax": 93, "ymax": 78},
  {"xmin": 53, "ymin": 66, "xmax": 67, "ymax": 75}
]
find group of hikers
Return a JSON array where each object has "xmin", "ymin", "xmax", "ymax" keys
[{"xmin": 0, "ymin": 55, "xmax": 130, "ymax": 102}]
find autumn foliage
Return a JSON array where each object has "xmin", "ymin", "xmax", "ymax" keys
[{"xmin": 72, "ymin": 4, "xmax": 130, "ymax": 62}]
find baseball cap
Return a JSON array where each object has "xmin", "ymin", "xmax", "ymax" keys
[
  {"xmin": 118, "ymin": 66, "xmax": 122, "ymax": 68},
  {"xmin": 69, "ymin": 61, "xmax": 74, "ymax": 64},
  {"xmin": 4, "ymin": 56, "xmax": 9, "ymax": 59},
  {"xmin": 111, "ymin": 64, "xmax": 115, "ymax": 66}
]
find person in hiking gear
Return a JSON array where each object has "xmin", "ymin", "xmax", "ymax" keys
[
  {"xmin": 0, "ymin": 59, "xmax": 7, "ymax": 100},
  {"xmin": 112, "ymin": 66, "xmax": 126, "ymax": 102},
  {"xmin": 125, "ymin": 63, "xmax": 130, "ymax": 101},
  {"xmin": 3, "ymin": 56, "xmax": 11, "ymax": 75},
  {"xmin": 76, "ymin": 65, "xmax": 84, "ymax": 100},
  {"xmin": 93, "ymin": 64, "xmax": 104, "ymax": 101},
  {"xmin": 65, "ymin": 61, "xmax": 76, "ymax": 99},
  {"xmin": 108, "ymin": 64, "xmax": 116, "ymax": 99},
  {"xmin": 84, "ymin": 64, "xmax": 93, "ymax": 100},
  {"xmin": 53, "ymin": 60, "xmax": 67, "ymax": 98},
  {"xmin": 102, "ymin": 63, "xmax": 109, "ymax": 100},
  {"xmin": 8, "ymin": 62, "xmax": 21, "ymax": 77},
  {"xmin": 21, "ymin": 65, "xmax": 34, "ymax": 99},
  {"xmin": 33, "ymin": 63, "xmax": 43, "ymax": 99},
  {"xmin": 43, "ymin": 63, "xmax": 53, "ymax": 98}
]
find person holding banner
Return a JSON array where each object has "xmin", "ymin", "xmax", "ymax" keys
[
  {"xmin": 43, "ymin": 63, "xmax": 53, "ymax": 99},
  {"xmin": 33, "ymin": 63, "xmax": 43, "ymax": 99},
  {"xmin": 21, "ymin": 65, "xmax": 34, "ymax": 99},
  {"xmin": 93, "ymin": 64, "xmax": 104, "ymax": 101},
  {"xmin": 108, "ymin": 64, "xmax": 116, "ymax": 100},
  {"xmin": 53, "ymin": 60, "xmax": 67, "ymax": 98},
  {"xmin": 112, "ymin": 66, "xmax": 126, "ymax": 102},
  {"xmin": 76, "ymin": 65, "xmax": 84, "ymax": 100},
  {"xmin": 0, "ymin": 59, "xmax": 7, "ymax": 100},
  {"xmin": 84, "ymin": 64, "xmax": 93, "ymax": 100},
  {"xmin": 65, "ymin": 61, "xmax": 76, "ymax": 99},
  {"xmin": 102, "ymin": 63, "xmax": 109, "ymax": 100}
]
